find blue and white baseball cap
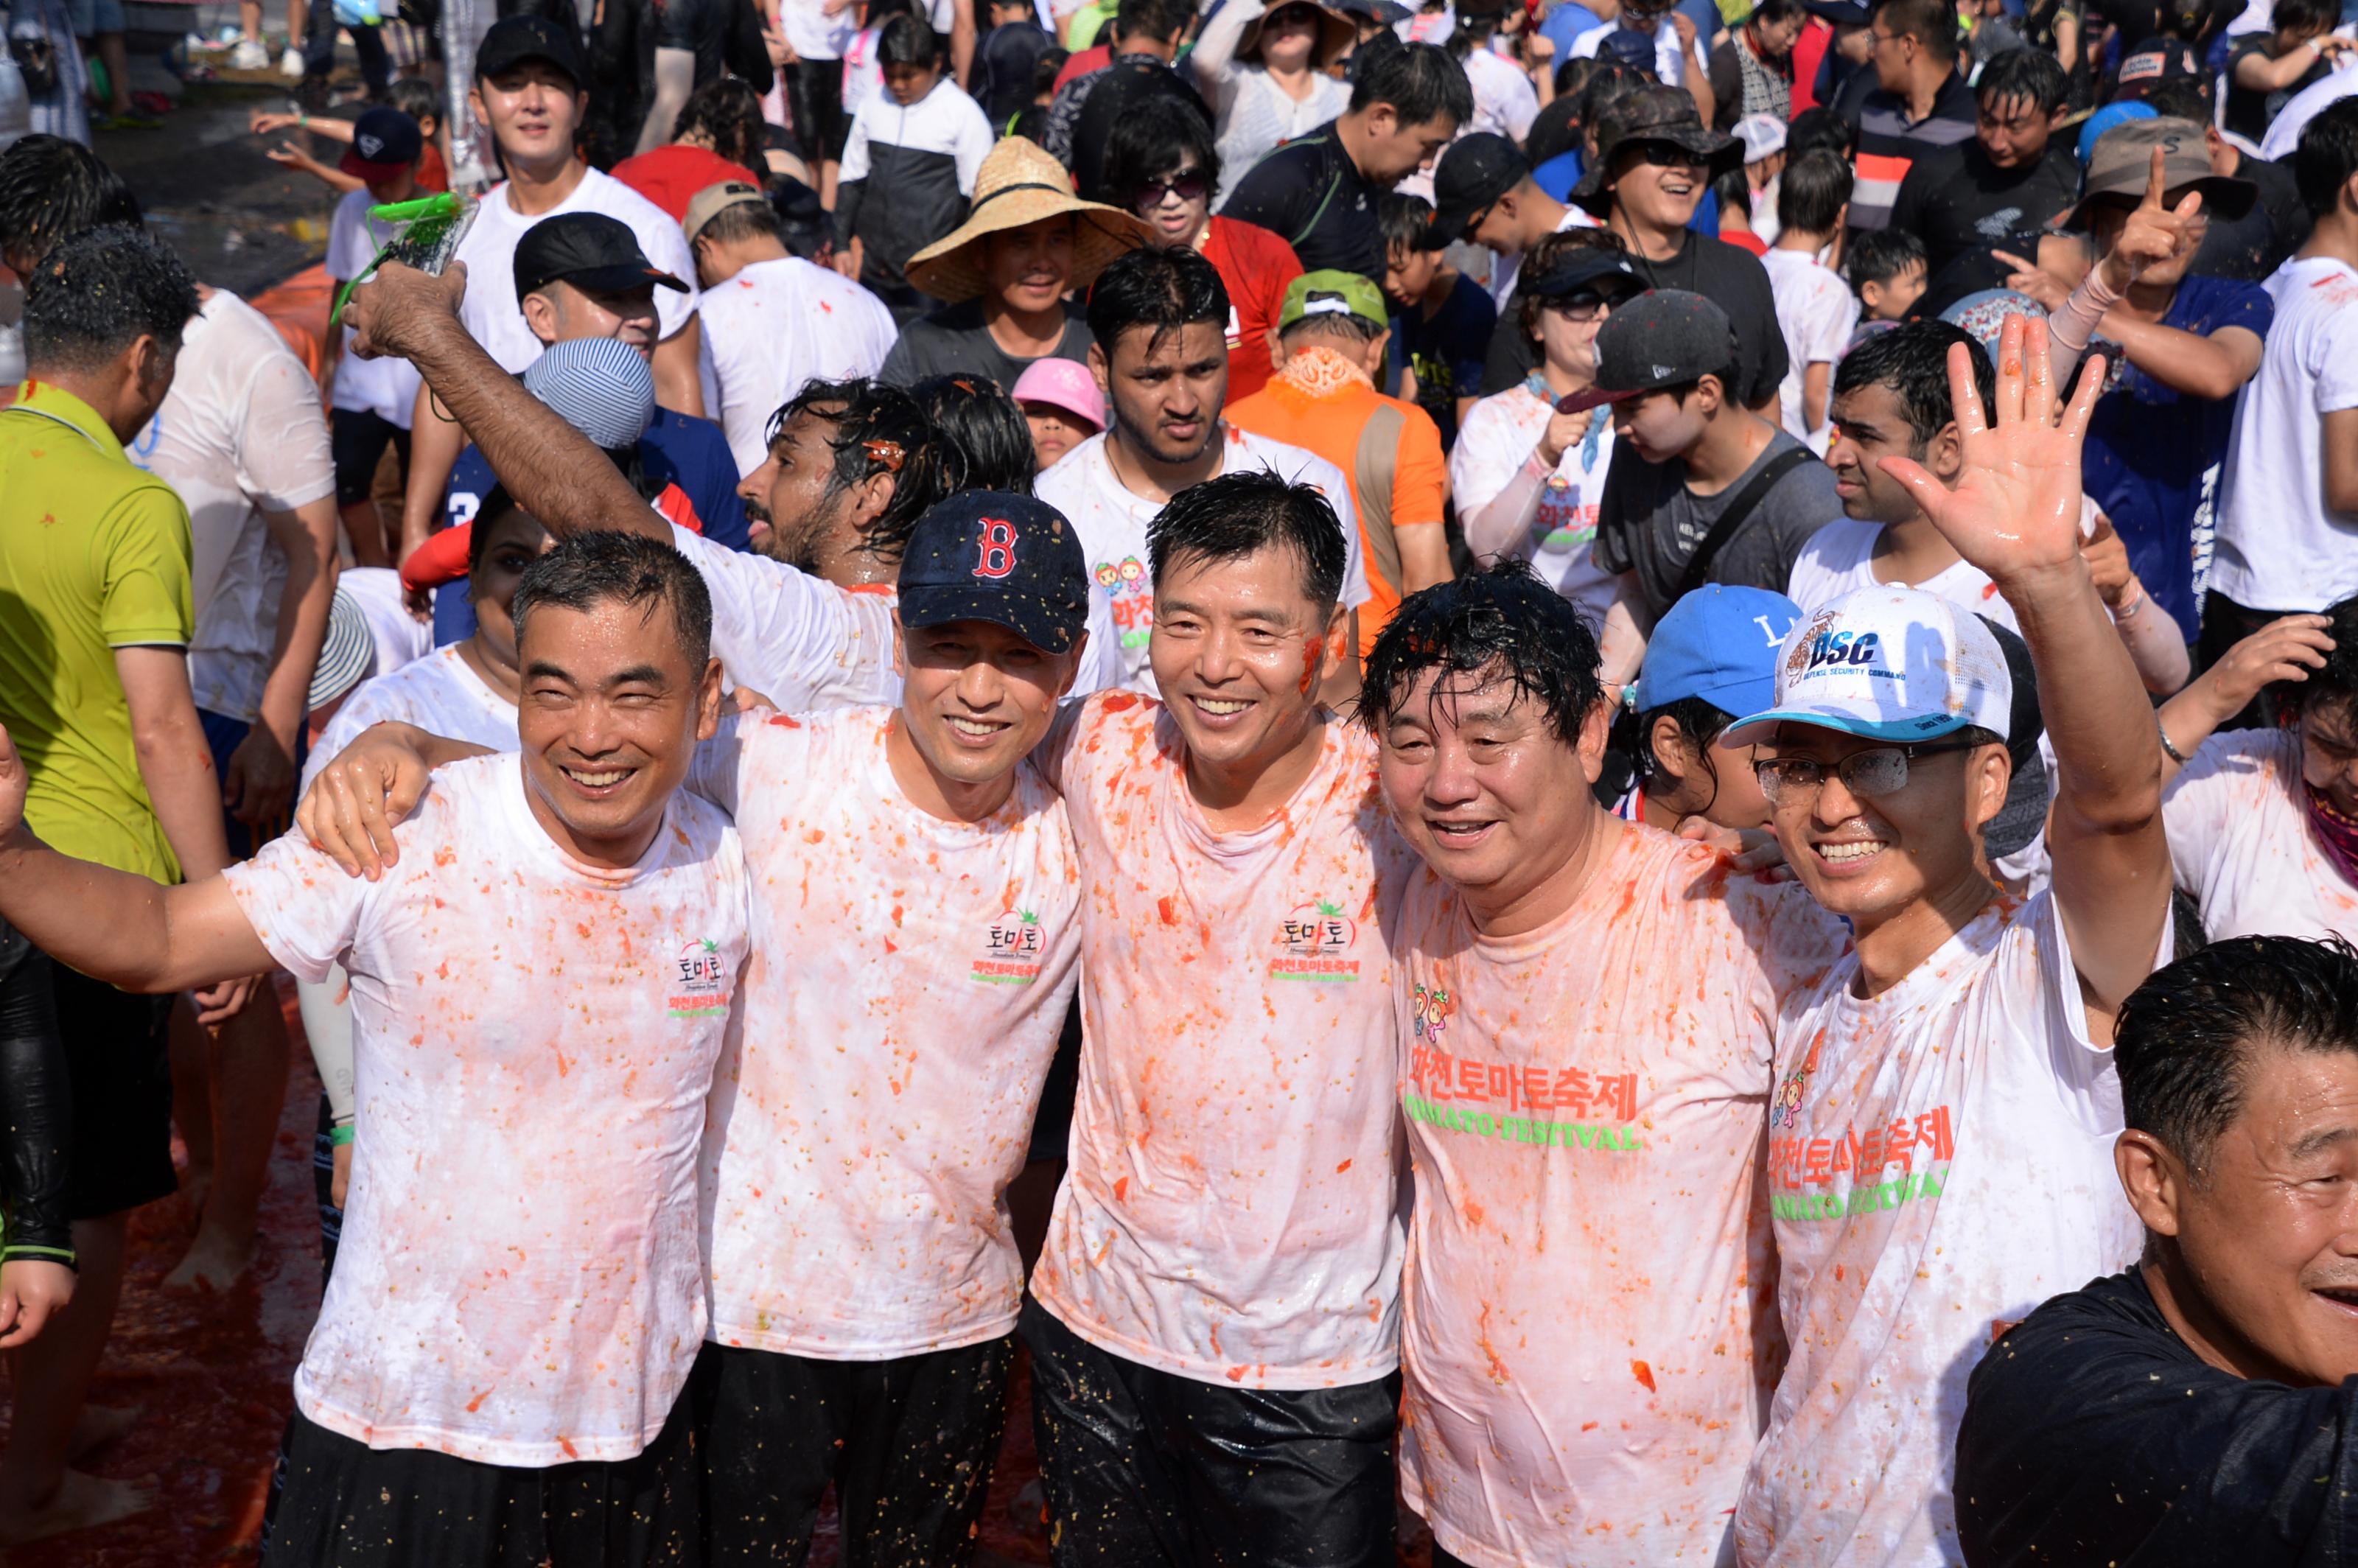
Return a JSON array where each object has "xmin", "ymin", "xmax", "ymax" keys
[
  {"xmin": 522, "ymin": 337, "xmax": 657, "ymax": 452},
  {"xmin": 1631, "ymin": 585, "xmax": 1800, "ymax": 720},
  {"xmin": 1721, "ymin": 586, "xmax": 2012, "ymax": 748}
]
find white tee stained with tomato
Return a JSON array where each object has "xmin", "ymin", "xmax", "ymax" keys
[
  {"xmin": 2164, "ymin": 726, "xmax": 2358, "ymax": 942},
  {"xmin": 1029, "ymin": 692, "xmax": 1415, "ymax": 1389},
  {"xmin": 1732, "ymin": 892, "xmax": 2149, "ymax": 1567},
  {"xmin": 689, "ymin": 707, "xmax": 1083, "ymax": 1359},
  {"xmin": 221, "ymin": 756, "xmax": 750, "ymax": 1466},
  {"xmin": 1392, "ymin": 823, "xmax": 1847, "ymax": 1568}
]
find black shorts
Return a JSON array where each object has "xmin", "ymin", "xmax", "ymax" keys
[
  {"xmin": 781, "ymin": 56, "xmax": 848, "ymax": 163},
  {"xmin": 262, "ymin": 1396, "xmax": 700, "ymax": 1568},
  {"xmin": 1020, "ymin": 1299, "xmax": 1400, "ymax": 1568},
  {"xmin": 200, "ymin": 707, "xmax": 310, "ymax": 861},
  {"xmin": 330, "ymin": 407, "xmax": 413, "ymax": 508},
  {"xmin": 1026, "ymin": 995, "xmax": 1082, "ymax": 1164},
  {"xmin": 53, "ymin": 962, "xmax": 175, "ymax": 1220},
  {"xmin": 691, "ymin": 1334, "xmax": 1015, "ymax": 1565}
]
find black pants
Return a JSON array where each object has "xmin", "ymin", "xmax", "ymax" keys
[
  {"xmin": 779, "ymin": 56, "xmax": 847, "ymax": 163},
  {"xmin": 263, "ymin": 1396, "xmax": 701, "ymax": 1568},
  {"xmin": 692, "ymin": 1334, "xmax": 1016, "ymax": 1566},
  {"xmin": 0, "ymin": 920, "xmax": 71, "ymax": 1262},
  {"xmin": 330, "ymin": 407, "xmax": 412, "ymax": 508},
  {"xmin": 51, "ymin": 962, "xmax": 173, "ymax": 1219},
  {"xmin": 301, "ymin": 0, "xmax": 391, "ymax": 97},
  {"xmin": 1019, "ymin": 1300, "xmax": 1400, "ymax": 1568}
]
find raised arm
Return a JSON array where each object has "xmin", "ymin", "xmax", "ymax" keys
[
  {"xmin": 0, "ymin": 727, "xmax": 276, "ymax": 997},
  {"xmin": 2157, "ymin": 615, "xmax": 2335, "ymax": 785},
  {"xmin": 343, "ymin": 262, "xmax": 671, "ymax": 547},
  {"xmin": 1883, "ymin": 317, "xmax": 2169, "ymax": 1018},
  {"xmin": 294, "ymin": 721, "xmax": 497, "ymax": 880}
]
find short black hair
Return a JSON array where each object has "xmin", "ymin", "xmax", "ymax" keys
[
  {"xmin": 1577, "ymin": 61, "xmax": 1649, "ymax": 137},
  {"xmin": 1710, "ymin": 165, "xmax": 1752, "ymax": 219},
  {"xmin": 2295, "ymin": 97, "xmax": 2358, "ymax": 220},
  {"xmin": 1786, "ymin": 105, "xmax": 1854, "ymax": 161},
  {"xmin": 696, "ymin": 195, "xmax": 786, "ymax": 250},
  {"xmin": 0, "ymin": 135, "xmax": 141, "ymax": 270},
  {"xmin": 511, "ymin": 530, "xmax": 716, "ymax": 673},
  {"xmin": 1085, "ymin": 244, "xmax": 1229, "ymax": 357},
  {"xmin": 1833, "ymin": 319, "xmax": 1996, "ymax": 448},
  {"xmin": 1636, "ymin": 693, "xmax": 1735, "ymax": 783},
  {"xmin": 1975, "ymin": 42, "xmax": 2067, "ymax": 115},
  {"xmin": 2139, "ymin": 77, "xmax": 2213, "ymax": 120},
  {"xmin": 770, "ymin": 377, "xmax": 951, "ymax": 563},
  {"xmin": 674, "ymin": 77, "xmax": 768, "ymax": 168},
  {"xmin": 1113, "ymin": 0, "xmax": 1192, "ymax": 43},
  {"xmin": 1280, "ymin": 299, "xmax": 1384, "ymax": 345},
  {"xmin": 1095, "ymin": 92, "xmax": 1221, "ymax": 209},
  {"xmin": 2116, "ymin": 936, "xmax": 2358, "ymax": 1175},
  {"xmin": 387, "ymin": 77, "xmax": 443, "ymax": 129},
  {"xmin": 1872, "ymin": 0, "xmax": 1958, "ymax": 60},
  {"xmin": 1360, "ymin": 559, "xmax": 1606, "ymax": 743},
  {"xmin": 878, "ymin": 13, "xmax": 941, "ymax": 67},
  {"xmin": 2286, "ymin": 593, "xmax": 2358, "ymax": 727},
  {"xmin": 21, "ymin": 224, "xmax": 199, "ymax": 376},
  {"xmin": 2275, "ymin": 0, "xmax": 2339, "ymax": 35},
  {"xmin": 1146, "ymin": 468, "xmax": 1348, "ymax": 617},
  {"xmin": 1379, "ymin": 191, "xmax": 1445, "ymax": 254},
  {"xmin": 1553, "ymin": 55, "xmax": 1600, "ymax": 105},
  {"xmin": 1348, "ymin": 40, "xmax": 1473, "ymax": 127},
  {"xmin": 1780, "ymin": 147, "xmax": 1853, "ymax": 234},
  {"xmin": 1749, "ymin": 0, "xmax": 1806, "ymax": 22},
  {"xmin": 911, "ymin": 373, "xmax": 1039, "ymax": 493},
  {"xmin": 1844, "ymin": 225, "xmax": 1926, "ymax": 295}
]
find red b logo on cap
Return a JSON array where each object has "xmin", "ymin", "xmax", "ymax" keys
[{"xmin": 975, "ymin": 518, "xmax": 1018, "ymax": 579}]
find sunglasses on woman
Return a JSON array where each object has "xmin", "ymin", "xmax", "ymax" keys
[{"xmin": 1136, "ymin": 170, "xmax": 1211, "ymax": 206}]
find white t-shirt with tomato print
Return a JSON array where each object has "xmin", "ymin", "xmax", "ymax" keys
[
  {"xmin": 1034, "ymin": 426, "xmax": 1371, "ymax": 696},
  {"xmin": 688, "ymin": 706, "xmax": 1083, "ymax": 1359},
  {"xmin": 1028, "ymin": 691, "xmax": 1416, "ymax": 1389},
  {"xmin": 221, "ymin": 756, "xmax": 751, "ymax": 1466}
]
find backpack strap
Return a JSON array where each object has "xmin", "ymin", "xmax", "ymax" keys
[
  {"xmin": 1351, "ymin": 401, "xmax": 1406, "ymax": 600},
  {"xmin": 1670, "ymin": 446, "xmax": 1813, "ymax": 603}
]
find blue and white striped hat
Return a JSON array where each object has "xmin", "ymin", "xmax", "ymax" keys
[{"xmin": 521, "ymin": 337, "xmax": 657, "ymax": 452}]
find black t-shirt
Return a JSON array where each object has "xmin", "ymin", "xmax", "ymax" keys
[
  {"xmin": 974, "ymin": 21, "xmax": 1054, "ymax": 128},
  {"xmin": 878, "ymin": 298, "xmax": 1096, "ymax": 388},
  {"xmin": 1480, "ymin": 229, "xmax": 1791, "ymax": 410},
  {"xmin": 1221, "ymin": 125, "xmax": 1385, "ymax": 281},
  {"xmin": 2196, "ymin": 147, "xmax": 2312, "ymax": 282},
  {"xmin": 1957, "ymin": 1268, "xmax": 2358, "ymax": 1566},
  {"xmin": 2224, "ymin": 34, "xmax": 2330, "ymax": 143},
  {"xmin": 1891, "ymin": 139, "xmax": 2085, "ymax": 315},
  {"xmin": 1592, "ymin": 427, "xmax": 1839, "ymax": 620}
]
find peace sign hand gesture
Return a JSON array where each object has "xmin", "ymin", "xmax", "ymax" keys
[
  {"xmin": 1879, "ymin": 313, "xmax": 2105, "ymax": 591},
  {"xmin": 2098, "ymin": 145, "xmax": 2204, "ymax": 293}
]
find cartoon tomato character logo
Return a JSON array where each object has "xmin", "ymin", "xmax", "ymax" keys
[{"xmin": 1412, "ymin": 981, "xmax": 1453, "ymax": 1042}]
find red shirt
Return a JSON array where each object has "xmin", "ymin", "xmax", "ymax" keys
[
  {"xmin": 1791, "ymin": 17, "xmax": 1832, "ymax": 114},
  {"xmin": 419, "ymin": 142, "xmax": 449, "ymax": 193},
  {"xmin": 1052, "ymin": 43, "xmax": 1111, "ymax": 92},
  {"xmin": 1721, "ymin": 229, "xmax": 1770, "ymax": 257},
  {"xmin": 609, "ymin": 144, "xmax": 767, "ymax": 222},
  {"xmin": 1201, "ymin": 214, "xmax": 1304, "ymax": 407}
]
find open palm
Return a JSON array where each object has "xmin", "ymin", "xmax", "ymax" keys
[{"xmin": 1879, "ymin": 313, "xmax": 2104, "ymax": 587}]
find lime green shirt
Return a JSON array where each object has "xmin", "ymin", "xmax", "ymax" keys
[{"xmin": 0, "ymin": 381, "xmax": 194, "ymax": 884}]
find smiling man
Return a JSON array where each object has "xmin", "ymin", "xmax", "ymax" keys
[
  {"xmin": 298, "ymin": 492, "xmax": 1099, "ymax": 1565},
  {"xmin": 1726, "ymin": 319, "xmax": 2172, "ymax": 1567},
  {"xmin": 0, "ymin": 532, "xmax": 749, "ymax": 1568},
  {"xmin": 1957, "ymin": 934, "xmax": 2358, "ymax": 1566},
  {"xmin": 1357, "ymin": 561, "xmax": 1843, "ymax": 1567}
]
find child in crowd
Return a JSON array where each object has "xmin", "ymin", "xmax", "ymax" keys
[
  {"xmin": 836, "ymin": 14, "xmax": 996, "ymax": 318},
  {"xmin": 1379, "ymin": 191, "xmax": 1495, "ymax": 449},
  {"xmin": 1844, "ymin": 225, "xmax": 1928, "ymax": 323},
  {"xmin": 252, "ymin": 77, "xmax": 447, "ymax": 196},
  {"xmin": 1012, "ymin": 357, "xmax": 1105, "ymax": 472},
  {"xmin": 1763, "ymin": 148, "xmax": 1858, "ymax": 454}
]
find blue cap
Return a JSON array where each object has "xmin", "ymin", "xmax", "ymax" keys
[
  {"xmin": 1630, "ymin": 585, "xmax": 1801, "ymax": 718},
  {"xmin": 2077, "ymin": 100, "xmax": 2156, "ymax": 166},
  {"xmin": 522, "ymin": 337, "xmax": 657, "ymax": 452},
  {"xmin": 897, "ymin": 492, "xmax": 1091, "ymax": 654}
]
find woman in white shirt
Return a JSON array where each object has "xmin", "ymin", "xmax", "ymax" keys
[
  {"xmin": 1189, "ymin": 0, "xmax": 1354, "ymax": 209},
  {"xmin": 1449, "ymin": 233, "xmax": 1642, "ymax": 625}
]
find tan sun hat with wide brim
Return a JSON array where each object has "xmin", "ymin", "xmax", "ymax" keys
[
  {"xmin": 1237, "ymin": 1, "xmax": 1356, "ymax": 68},
  {"xmin": 903, "ymin": 136, "xmax": 1157, "ymax": 305}
]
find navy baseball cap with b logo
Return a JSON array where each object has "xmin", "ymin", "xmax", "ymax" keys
[{"xmin": 898, "ymin": 492, "xmax": 1091, "ymax": 654}]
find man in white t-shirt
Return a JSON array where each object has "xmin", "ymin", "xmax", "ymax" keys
[
  {"xmin": 1035, "ymin": 246, "xmax": 1369, "ymax": 696},
  {"xmin": 682, "ymin": 179, "xmax": 897, "ymax": 476},
  {"xmin": 1727, "ymin": 318, "xmax": 2172, "ymax": 1567},
  {"xmin": 2211, "ymin": 99, "xmax": 2358, "ymax": 662},
  {"xmin": 1788, "ymin": 321, "xmax": 2019, "ymax": 631},
  {"xmin": 1355, "ymin": 561, "xmax": 1846, "ymax": 1567},
  {"xmin": 398, "ymin": 15, "xmax": 704, "ymax": 573},
  {"xmin": 0, "ymin": 532, "xmax": 749, "ymax": 1568}
]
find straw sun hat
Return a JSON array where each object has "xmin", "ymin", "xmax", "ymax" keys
[
  {"xmin": 1236, "ymin": 1, "xmax": 1355, "ymax": 67},
  {"xmin": 904, "ymin": 136, "xmax": 1156, "ymax": 304}
]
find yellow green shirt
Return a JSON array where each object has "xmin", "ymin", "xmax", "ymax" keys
[{"xmin": 0, "ymin": 381, "xmax": 194, "ymax": 884}]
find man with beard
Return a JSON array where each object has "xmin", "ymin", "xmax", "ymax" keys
[{"xmin": 1034, "ymin": 245, "xmax": 1369, "ymax": 697}]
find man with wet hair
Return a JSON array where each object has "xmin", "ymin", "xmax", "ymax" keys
[
  {"xmin": 1355, "ymin": 561, "xmax": 1842, "ymax": 1566},
  {"xmin": 1959, "ymin": 934, "xmax": 2358, "ymax": 1565}
]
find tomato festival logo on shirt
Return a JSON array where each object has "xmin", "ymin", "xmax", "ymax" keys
[
  {"xmin": 1412, "ymin": 981, "xmax": 1453, "ymax": 1042},
  {"xmin": 1403, "ymin": 1038, "xmax": 1645, "ymax": 1153},
  {"xmin": 973, "ymin": 909, "xmax": 1047, "ymax": 984},
  {"xmin": 1270, "ymin": 897, "xmax": 1360, "ymax": 981},
  {"xmin": 1094, "ymin": 556, "xmax": 1151, "ymax": 651},
  {"xmin": 1769, "ymin": 1106, "xmax": 1957, "ymax": 1222},
  {"xmin": 668, "ymin": 937, "xmax": 731, "ymax": 1018}
]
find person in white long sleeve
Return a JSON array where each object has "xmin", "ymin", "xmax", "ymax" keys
[{"xmin": 1189, "ymin": 0, "xmax": 1353, "ymax": 209}]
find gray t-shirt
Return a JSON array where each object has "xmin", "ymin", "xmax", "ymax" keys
[
  {"xmin": 877, "ymin": 298, "xmax": 1094, "ymax": 391},
  {"xmin": 1594, "ymin": 427, "xmax": 1839, "ymax": 623}
]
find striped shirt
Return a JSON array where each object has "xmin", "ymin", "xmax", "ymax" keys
[{"xmin": 1849, "ymin": 70, "xmax": 1977, "ymax": 232}]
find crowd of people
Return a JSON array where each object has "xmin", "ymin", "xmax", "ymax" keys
[{"xmin": 3, "ymin": 0, "xmax": 2358, "ymax": 1561}]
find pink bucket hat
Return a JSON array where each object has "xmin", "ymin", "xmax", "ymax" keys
[{"xmin": 1011, "ymin": 358, "xmax": 1106, "ymax": 433}]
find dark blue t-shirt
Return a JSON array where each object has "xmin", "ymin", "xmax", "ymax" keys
[
  {"xmin": 2082, "ymin": 273, "xmax": 2274, "ymax": 643},
  {"xmin": 1388, "ymin": 270, "xmax": 1497, "ymax": 449},
  {"xmin": 432, "ymin": 408, "xmax": 750, "ymax": 645}
]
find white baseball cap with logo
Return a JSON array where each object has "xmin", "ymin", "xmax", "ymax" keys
[{"xmin": 1722, "ymin": 585, "xmax": 2012, "ymax": 748}]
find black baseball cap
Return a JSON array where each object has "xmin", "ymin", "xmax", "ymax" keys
[
  {"xmin": 475, "ymin": 13, "xmax": 584, "ymax": 88},
  {"xmin": 1520, "ymin": 246, "xmax": 1643, "ymax": 304},
  {"xmin": 898, "ymin": 492, "xmax": 1091, "ymax": 654},
  {"xmin": 340, "ymin": 105, "xmax": 423, "ymax": 181},
  {"xmin": 1432, "ymin": 133, "xmax": 1529, "ymax": 243},
  {"xmin": 513, "ymin": 212, "xmax": 690, "ymax": 304},
  {"xmin": 2112, "ymin": 38, "xmax": 2205, "ymax": 102},
  {"xmin": 1560, "ymin": 288, "xmax": 1736, "ymax": 412}
]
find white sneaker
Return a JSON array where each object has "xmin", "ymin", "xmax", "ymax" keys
[
  {"xmin": 279, "ymin": 46, "xmax": 303, "ymax": 77},
  {"xmin": 228, "ymin": 38, "xmax": 268, "ymax": 69}
]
